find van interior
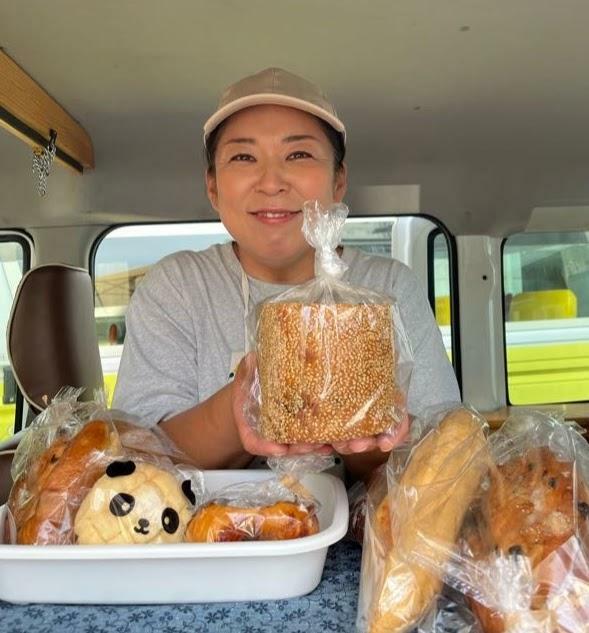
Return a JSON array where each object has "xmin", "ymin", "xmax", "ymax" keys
[
  {"xmin": 1, "ymin": 2, "xmax": 588, "ymax": 448},
  {"xmin": 0, "ymin": 4, "xmax": 588, "ymax": 457},
  {"xmin": 0, "ymin": 1, "xmax": 588, "ymax": 625}
]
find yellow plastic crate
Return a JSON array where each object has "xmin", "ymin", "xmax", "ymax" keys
[{"xmin": 509, "ymin": 289, "xmax": 577, "ymax": 321}]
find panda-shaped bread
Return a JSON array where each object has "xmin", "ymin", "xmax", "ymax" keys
[{"xmin": 74, "ymin": 460, "xmax": 195, "ymax": 544}]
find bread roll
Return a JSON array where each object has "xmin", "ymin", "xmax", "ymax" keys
[
  {"xmin": 465, "ymin": 447, "xmax": 589, "ymax": 633},
  {"xmin": 185, "ymin": 500, "xmax": 319, "ymax": 542},
  {"xmin": 8, "ymin": 420, "xmax": 120, "ymax": 544},
  {"xmin": 257, "ymin": 302, "xmax": 399, "ymax": 443},
  {"xmin": 369, "ymin": 408, "xmax": 489, "ymax": 633}
]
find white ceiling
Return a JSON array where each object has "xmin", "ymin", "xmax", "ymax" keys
[{"xmin": 2, "ymin": 0, "xmax": 589, "ymax": 234}]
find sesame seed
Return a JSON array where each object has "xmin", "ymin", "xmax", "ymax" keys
[{"xmin": 257, "ymin": 302, "xmax": 401, "ymax": 443}]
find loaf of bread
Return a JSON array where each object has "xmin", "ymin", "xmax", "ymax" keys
[
  {"xmin": 464, "ymin": 447, "xmax": 589, "ymax": 633},
  {"xmin": 257, "ymin": 301, "xmax": 399, "ymax": 443},
  {"xmin": 185, "ymin": 500, "xmax": 319, "ymax": 542},
  {"xmin": 369, "ymin": 408, "xmax": 489, "ymax": 633},
  {"xmin": 8, "ymin": 419, "xmax": 120, "ymax": 544}
]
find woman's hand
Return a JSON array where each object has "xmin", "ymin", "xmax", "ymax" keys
[
  {"xmin": 332, "ymin": 414, "xmax": 410, "ymax": 481},
  {"xmin": 231, "ymin": 353, "xmax": 332, "ymax": 458},
  {"xmin": 331, "ymin": 412, "xmax": 410, "ymax": 455}
]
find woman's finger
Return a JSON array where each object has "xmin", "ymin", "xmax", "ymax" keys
[
  {"xmin": 374, "ymin": 415, "xmax": 411, "ymax": 451},
  {"xmin": 237, "ymin": 419, "xmax": 289, "ymax": 456},
  {"xmin": 331, "ymin": 437, "xmax": 375, "ymax": 455},
  {"xmin": 285, "ymin": 443, "xmax": 333, "ymax": 456}
]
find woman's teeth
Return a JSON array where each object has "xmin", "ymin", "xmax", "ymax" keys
[{"xmin": 257, "ymin": 211, "xmax": 296, "ymax": 218}]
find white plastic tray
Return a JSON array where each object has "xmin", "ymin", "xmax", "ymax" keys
[{"xmin": 0, "ymin": 470, "xmax": 348, "ymax": 604}]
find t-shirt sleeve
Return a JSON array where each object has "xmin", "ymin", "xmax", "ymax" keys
[
  {"xmin": 112, "ymin": 256, "xmax": 199, "ymax": 427},
  {"xmin": 393, "ymin": 264, "xmax": 461, "ymax": 417}
]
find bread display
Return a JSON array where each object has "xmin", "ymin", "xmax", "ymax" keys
[
  {"xmin": 368, "ymin": 408, "xmax": 489, "ymax": 633},
  {"xmin": 8, "ymin": 419, "xmax": 120, "ymax": 545},
  {"xmin": 257, "ymin": 301, "xmax": 399, "ymax": 443},
  {"xmin": 185, "ymin": 500, "xmax": 319, "ymax": 542},
  {"xmin": 464, "ymin": 446, "xmax": 589, "ymax": 633}
]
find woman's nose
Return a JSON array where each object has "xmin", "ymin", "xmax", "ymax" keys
[{"xmin": 255, "ymin": 161, "xmax": 289, "ymax": 195}]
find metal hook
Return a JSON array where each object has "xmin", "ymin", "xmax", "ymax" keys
[{"xmin": 47, "ymin": 129, "xmax": 57, "ymax": 152}]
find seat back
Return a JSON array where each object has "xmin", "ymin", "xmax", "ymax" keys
[
  {"xmin": 0, "ymin": 450, "xmax": 15, "ymax": 505},
  {"xmin": 7, "ymin": 264, "xmax": 104, "ymax": 413}
]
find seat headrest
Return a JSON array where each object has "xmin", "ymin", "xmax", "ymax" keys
[{"xmin": 7, "ymin": 264, "xmax": 104, "ymax": 412}]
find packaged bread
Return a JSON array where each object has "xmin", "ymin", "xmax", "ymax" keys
[
  {"xmin": 251, "ymin": 201, "xmax": 412, "ymax": 444},
  {"xmin": 404, "ymin": 411, "xmax": 589, "ymax": 633},
  {"xmin": 186, "ymin": 499, "xmax": 318, "ymax": 542},
  {"xmin": 460, "ymin": 413, "xmax": 589, "ymax": 633},
  {"xmin": 6, "ymin": 387, "xmax": 203, "ymax": 545},
  {"xmin": 356, "ymin": 406, "xmax": 490, "ymax": 633},
  {"xmin": 186, "ymin": 455, "xmax": 330, "ymax": 543}
]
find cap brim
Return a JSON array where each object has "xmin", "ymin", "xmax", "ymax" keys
[{"xmin": 203, "ymin": 93, "xmax": 346, "ymax": 145}]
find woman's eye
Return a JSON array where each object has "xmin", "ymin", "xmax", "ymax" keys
[
  {"xmin": 230, "ymin": 153, "xmax": 254, "ymax": 162},
  {"xmin": 287, "ymin": 151, "xmax": 312, "ymax": 160}
]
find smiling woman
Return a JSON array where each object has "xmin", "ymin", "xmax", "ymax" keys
[
  {"xmin": 205, "ymin": 104, "xmax": 347, "ymax": 283},
  {"xmin": 111, "ymin": 67, "xmax": 460, "ymax": 478}
]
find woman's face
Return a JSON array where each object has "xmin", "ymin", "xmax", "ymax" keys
[{"xmin": 206, "ymin": 104, "xmax": 347, "ymax": 280}]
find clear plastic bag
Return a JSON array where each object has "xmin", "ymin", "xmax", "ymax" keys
[
  {"xmin": 184, "ymin": 455, "xmax": 332, "ymax": 543},
  {"xmin": 357, "ymin": 460, "xmax": 393, "ymax": 632},
  {"xmin": 248, "ymin": 200, "xmax": 413, "ymax": 444},
  {"xmin": 347, "ymin": 478, "xmax": 370, "ymax": 544},
  {"xmin": 357, "ymin": 405, "xmax": 489, "ymax": 633},
  {"xmin": 416, "ymin": 587, "xmax": 483, "ymax": 633},
  {"xmin": 6, "ymin": 387, "xmax": 203, "ymax": 545},
  {"xmin": 10, "ymin": 386, "xmax": 106, "ymax": 486},
  {"xmin": 404, "ymin": 411, "xmax": 589, "ymax": 633}
]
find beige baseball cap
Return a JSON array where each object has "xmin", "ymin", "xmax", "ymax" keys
[{"xmin": 203, "ymin": 67, "xmax": 346, "ymax": 145}]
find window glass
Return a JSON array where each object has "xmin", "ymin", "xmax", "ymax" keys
[
  {"xmin": 94, "ymin": 223, "xmax": 231, "ymax": 401},
  {"xmin": 341, "ymin": 218, "xmax": 395, "ymax": 255},
  {"xmin": 0, "ymin": 239, "xmax": 27, "ymax": 441},
  {"xmin": 503, "ymin": 231, "xmax": 589, "ymax": 404},
  {"xmin": 94, "ymin": 217, "xmax": 453, "ymax": 396},
  {"xmin": 431, "ymin": 232, "xmax": 452, "ymax": 361}
]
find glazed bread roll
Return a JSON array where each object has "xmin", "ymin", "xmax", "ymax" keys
[
  {"xmin": 8, "ymin": 420, "xmax": 120, "ymax": 544},
  {"xmin": 258, "ymin": 301, "xmax": 399, "ymax": 443},
  {"xmin": 185, "ymin": 500, "xmax": 319, "ymax": 542},
  {"xmin": 465, "ymin": 447, "xmax": 589, "ymax": 633},
  {"xmin": 369, "ymin": 408, "xmax": 489, "ymax": 633}
]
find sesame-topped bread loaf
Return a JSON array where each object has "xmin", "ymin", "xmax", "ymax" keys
[{"xmin": 257, "ymin": 301, "xmax": 399, "ymax": 443}]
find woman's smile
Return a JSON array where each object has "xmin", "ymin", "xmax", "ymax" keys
[{"xmin": 250, "ymin": 208, "xmax": 302, "ymax": 224}]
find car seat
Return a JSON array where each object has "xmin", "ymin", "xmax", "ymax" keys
[{"xmin": 0, "ymin": 264, "xmax": 104, "ymax": 504}]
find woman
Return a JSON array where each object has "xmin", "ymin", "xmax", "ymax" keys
[{"xmin": 112, "ymin": 68, "xmax": 460, "ymax": 479}]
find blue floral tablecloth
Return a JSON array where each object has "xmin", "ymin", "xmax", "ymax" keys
[{"xmin": 0, "ymin": 540, "xmax": 362, "ymax": 633}]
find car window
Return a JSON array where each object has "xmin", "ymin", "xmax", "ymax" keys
[
  {"xmin": 93, "ymin": 217, "xmax": 454, "ymax": 398},
  {"xmin": 503, "ymin": 231, "xmax": 589, "ymax": 404},
  {"xmin": 0, "ymin": 236, "xmax": 31, "ymax": 440}
]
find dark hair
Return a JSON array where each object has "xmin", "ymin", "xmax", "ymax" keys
[{"xmin": 204, "ymin": 115, "xmax": 345, "ymax": 174}]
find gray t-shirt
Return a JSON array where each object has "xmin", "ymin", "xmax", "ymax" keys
[{"xmin": 113, "ymin": 242, "xmax": 460, "ymax": 426}]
